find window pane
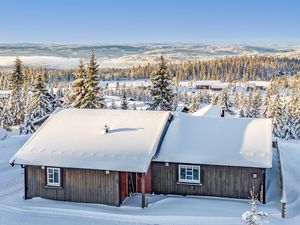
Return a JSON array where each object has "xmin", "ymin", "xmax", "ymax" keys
[
  {"xmin": 49, "ymin": 174, "xmax": 53, "ymax": 179},
  {"xmin": 54, "ymin": 171, "xmax": 59, "ymax": 183},
  {"xmin": 49, "ymin": 178, "xmax": 54, "ymax": 182},
  {"xmin": 48, "ymin": 169, "xmax": 53, "ymax": 173},
  {"xmin": 186, "ymin": 168, "xmax": 192, "ymax": 176},
  {"xmin": 187, "ymin": 175, "xmax": 193, "ymax": 180},
  {"xmin": 193, "ymin": 168, "xmax": 199, "ymax": 180},
  {"xmin": 180, "ymin": 167, "xmax": 186, "ymax": 179}
]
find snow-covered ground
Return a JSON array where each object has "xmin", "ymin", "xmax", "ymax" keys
[{"xmin": 0, "ymin": 133, "xmax": 300, "ymax": 224}]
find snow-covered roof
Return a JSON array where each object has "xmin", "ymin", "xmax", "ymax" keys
[
  {"xmin": 193, "ymin": 80, "xmax": 220, "ymax": 86},
  {"xmin": 248, "ymin": 81, "xmax": 270, "ymax": 88},
  {"xmin": 10, "ymin": 109, "xmax": 171, "ymax": 172},
  {"xmin": 191, "ymin": 104, "xmax": 221, "ymax": 117},
  {"xmin": 154, "ymin": 116, "xmax": 272, "ymax": 168},
  {"xmin": 211, "ymin": 82, "xmax": 229, "ymax": 89}
]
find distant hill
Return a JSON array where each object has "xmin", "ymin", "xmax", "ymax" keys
[{"xmin": 0, "ymin": 43, "xmax": 299, "ymax": 69}]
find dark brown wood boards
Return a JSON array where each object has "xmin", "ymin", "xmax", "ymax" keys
[
  {"xmin": 151, "ymin": 162, "xmax": 266, "ymax": 201},
  {"xmin": 26, "ymin": 166, "xmax": 120, "ymax": 206}
]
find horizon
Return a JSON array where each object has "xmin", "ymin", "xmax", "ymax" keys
[{"xmin": 1, "ymin": 0, "xmax": 300, "ymax": 45}]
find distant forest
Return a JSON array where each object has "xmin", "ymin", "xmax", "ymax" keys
[{"xmin": 0, "ymin": 55, "xmax": 300, "ymax": 89}]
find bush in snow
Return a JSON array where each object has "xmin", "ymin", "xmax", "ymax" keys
[{"xmin": 241, "ymin": 190, "xmax": 268, "ymax": 225}]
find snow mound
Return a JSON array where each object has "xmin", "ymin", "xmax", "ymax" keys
[{"xmin": 0, "ymin": 128, "xmax": 8, "ymax": 140}]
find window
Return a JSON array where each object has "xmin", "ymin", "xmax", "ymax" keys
[
  {"xmin": 178, "ymin": 165, "xmax": 200, "ymax": 184},
  {"xmin": 46, "ymin": 167, "xmax": 61, "ymax": 187}
]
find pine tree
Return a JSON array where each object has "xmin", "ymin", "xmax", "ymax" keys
[
  {"xmin": 64, "ymin": 60, "xmax": 86, "ymax": 108},
  {"xmin": 149, "ymin": 56, "xmax": 174, "ymax": 111},
  {"xmin": 183, "ymin": 91, "xmax": 190, "ymax": 108},
  {"xmin": 190, "ymin": 95, "xmax": 200, "ymax": 113},
  {"xmin": 249, "ymin": 90, "xmax": 262, "ymax": 118},
  {"xmin": 269, "ymin": 92, "xmax": 284, "ymax": 138},
  {"xmin": 232, "ymin": 91, "xmax": 239, "ymax": 108},
  {"xmin": 262, "ymin": 88, "xmax": 271, "ymax": 118},
  {"xmin": 218, "ymin": 88, "xmax": 231, "ymax": 111},
  {"xmin": 8, "ymin": 57, "xmax": 25, "ymax": 125},
  {"xmin": 210, "ymin": 94, "xmax": 218, "ymax": 105},
  {"xmin": 81, "ymin": 52, "xmax": 106, "ymax": 109},
  {"xmin": 27, "ymin": 73, "xmax": 53, "ymax": 120},
  {"xmin": 0, "ymin": 100, "xmax": 13, "ymax": 130},
  {"xmin": 120, "ymin": 87, "xmax": 129, "ymax": 110},
  {"xmin": 20, "ymin": 106, "xmax": 36, "ymax": 134}
]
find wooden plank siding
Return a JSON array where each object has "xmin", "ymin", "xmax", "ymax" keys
[
  {"xmin": 151, "ymin": 162, "xmax": 266, "ymax": 201},
  {"xmin": 26, "ymin": 166, "xmax": 120, "ymax": 206}
]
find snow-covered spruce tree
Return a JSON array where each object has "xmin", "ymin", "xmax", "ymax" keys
[
  {"xmin": 149, "ymin": 56, "xmax": 174, "ymax": 111},
  {"xmin": 81, "ymin": 52, "xmax": 106, "ymax": 109},
  {"xmin": 239, "ymin": 108, "xmax": 246, "ymax": 118},
  {"xmin": 20, "ymin": 106, "xmax": 36, "ymax": 134},
  {"xmin": 120, "ymin": 87, "xmax": 129, "ymax": 110},
  {"xmin": 218, "ymin": 88, "xmax": 231, "ymax": 111},
  {"xmin": 241, "ymin": 190, "xmax": 267, "ymax": 225},
  {"xmin": 183, "ymin": 91, "xmax": 190, "ymax": 108},
  {"xmin": 269, "ymin": 92, "xmax": 284, "ymax": 138},
  {"xmin": 232, "ymin": 91, "xmax": 239, "ymax": 108},
  {"xmin": 8, "ymin": 57, "xmax": 25, "ymax": 125},
  {"xmin": 262, "ymin": 88, "xmax": 271, "ymax": 118},
  {"xmin": 0, "ymin": 100, "xmax": 13, "ymax": 131},
  {"xmin": 190, "ymin": 95, "xmax": 200, "ymax": 113},
  {"xmin": 249, "ymin": 90, "xmax": 262, "ymax": 118},
  {"xmin": 64, "ymin": 60, "xmax": 86, "ymax": 108},
  {"xmin": 281, "ymin": 100, "xmax": 297, "ymax": 140},
  {"xmin": 21, "ymin": 72, "xmax": 53, "ymax": 131},
  {"xmin": 244, "ymin": 90, "xmax": 253, "ymax": 118}
]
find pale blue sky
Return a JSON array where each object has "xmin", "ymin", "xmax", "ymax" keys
[{"xmin": 0, "ymin": 0, "xmax": 299, "ymax": 45}]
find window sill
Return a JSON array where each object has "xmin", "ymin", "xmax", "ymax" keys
[
  {"xmin": 45, "ymin": 185, "xmax": 63, "ymax": 189},
  {"xmin": 177, "ymin": 182, "xmax": 202, "ymax": 186}
]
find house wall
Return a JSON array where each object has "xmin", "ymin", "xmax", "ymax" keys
[
  {"xmin": 26, "ymin": 165, "xmax": 120, "ymax": 206},
  {"xmin": 151, "ymin": 162, "xmax": 266, "ymax": 201}
]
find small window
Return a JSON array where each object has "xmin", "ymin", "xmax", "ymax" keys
[
  {"xmin": 46, "ymin": 167, "xmax": 61, "ymax": 187},
  {"xmin": 178, "ymin": 165, "xmax": 200, "ymax": 184}
]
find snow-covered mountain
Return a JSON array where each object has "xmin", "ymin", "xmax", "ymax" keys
[{"xmin": 0, "ymin": 43, "xmax": 299, "ymax": 69}]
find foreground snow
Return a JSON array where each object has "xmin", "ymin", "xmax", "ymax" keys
[{"xmin": 1, "ymin": 134, "xmax": 300, "ymax": 224}]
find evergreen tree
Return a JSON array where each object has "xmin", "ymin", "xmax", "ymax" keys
[
  {"xmin": 64, "ymin": 60, "xmax": 86, "ymax": 108},
  {"xmin": 183, "ymin": 91, "xmax": 190, "ymax": 108},
  {"xmin": 232, "ymin": 91, "xmax": 239, "ymax": 108},
  {"xmin": 218, "ymin": 88, "xmax": 231, "ymax": 111},
  {"xmin": 81, "ymin": 52, "xmax": 106, "ymax": 109},
  {"xmin": 190, "ymin": 95, "xmax": 200, "ymax": 113},
  {"xmin": 269, "ymin": 92, "xmax": 284, "ymax": 138},
  {"xmin": 120, "ymin": 87, "xmax": 129, "ymax": 110},
  {"xmin": 20, "ymin": 106, "xmax": 36, "ymax": 134},
  {"xmin": 249, "ymin": 90, "xmax": 262, "ymax": 118},
  {"xmin": 0, "ymin": 100, "xmax": 13, "ymax": 130},
  {"xmin": 149, "ymin": 56, "xmax": 174, "ymax": 111},
  {"xmin": 210, "ymin": 94, "xmax": 218, "ymax": 105},
  {"xmin": 239, "ymin": 108, "xmax": 245, "ymax": 118},
  {"xmin": 27, "ymin": 73, "xmax": 53, "ymax": 120},
  {"xmin": 262, "ymin": 88, "xmax": 271, "ymax": 118},
  {"xmin": 8, "ymin": 57, "xmax": 25, "ymax": 125}
]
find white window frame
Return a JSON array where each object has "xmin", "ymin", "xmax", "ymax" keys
[
  {"xmin": 46, "ymin": 167, "xmax": 61, "ymax": 187},
  {"xmin": 178, "ymin": 165, "xmax": 200, "ymax": 184}
]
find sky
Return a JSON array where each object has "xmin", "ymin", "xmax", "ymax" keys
[{"xmin": 0, "ymin": 0, "xmax": 299, "ymax": 45}]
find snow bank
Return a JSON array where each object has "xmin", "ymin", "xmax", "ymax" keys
[
  {"xmin": 10, "ymin": 109, "xmax": 171, "ymax": 172},
  {"xmin": 278, "ymin": 140, "xmax": 300, "ymax": 218},
  {"xmin": 154, "ymin": 116, "xmax": 272, "ymax": 168},
  {"xmin": 0, "ymin": 128, "xmax": 8, "ymax": 140}
]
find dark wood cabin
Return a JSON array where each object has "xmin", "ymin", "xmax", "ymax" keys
[
  {"xmin": 151, "ymin": 162, "xmax": 267, "ymax": 203},
  {"xmin": 25, "ymin": 165, "xmax": 152, "ymax": 206}
]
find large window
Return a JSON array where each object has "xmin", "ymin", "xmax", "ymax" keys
[
  {"xmin": 178, "ymin": 165, "xmax": 200, "ymax": 184},
  {"xmin": 46, "ymin": 167, "xmax": 61, "ymax": 187}
]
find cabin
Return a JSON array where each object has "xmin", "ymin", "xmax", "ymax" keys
[
  {"xmin": 10, "ymin": 109, "xmax": 272, "ymax": 207},
  {"xmin": 193, "ymin": 80, "xmax": 220, "ymax": 90},
  {"xmin": 152, "ymin": 115, "xmax": 272, "ymax": 203},
  {"xmin": 10, "ymin": 109, "xmax": 172, "ymax": 207}
]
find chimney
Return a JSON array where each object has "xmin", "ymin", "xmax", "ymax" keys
[
  {"xmin": 220, "ymin": 106, "xmax": 225, "ymax": 117},
  {"xmin": 104, "ymin": 125, "xmax": 109, "ymax": 133}
]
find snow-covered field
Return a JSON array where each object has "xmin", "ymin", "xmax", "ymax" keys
[{"xmin": 1, "ymin": 132, "xmax": 300, "ymax": 225}]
